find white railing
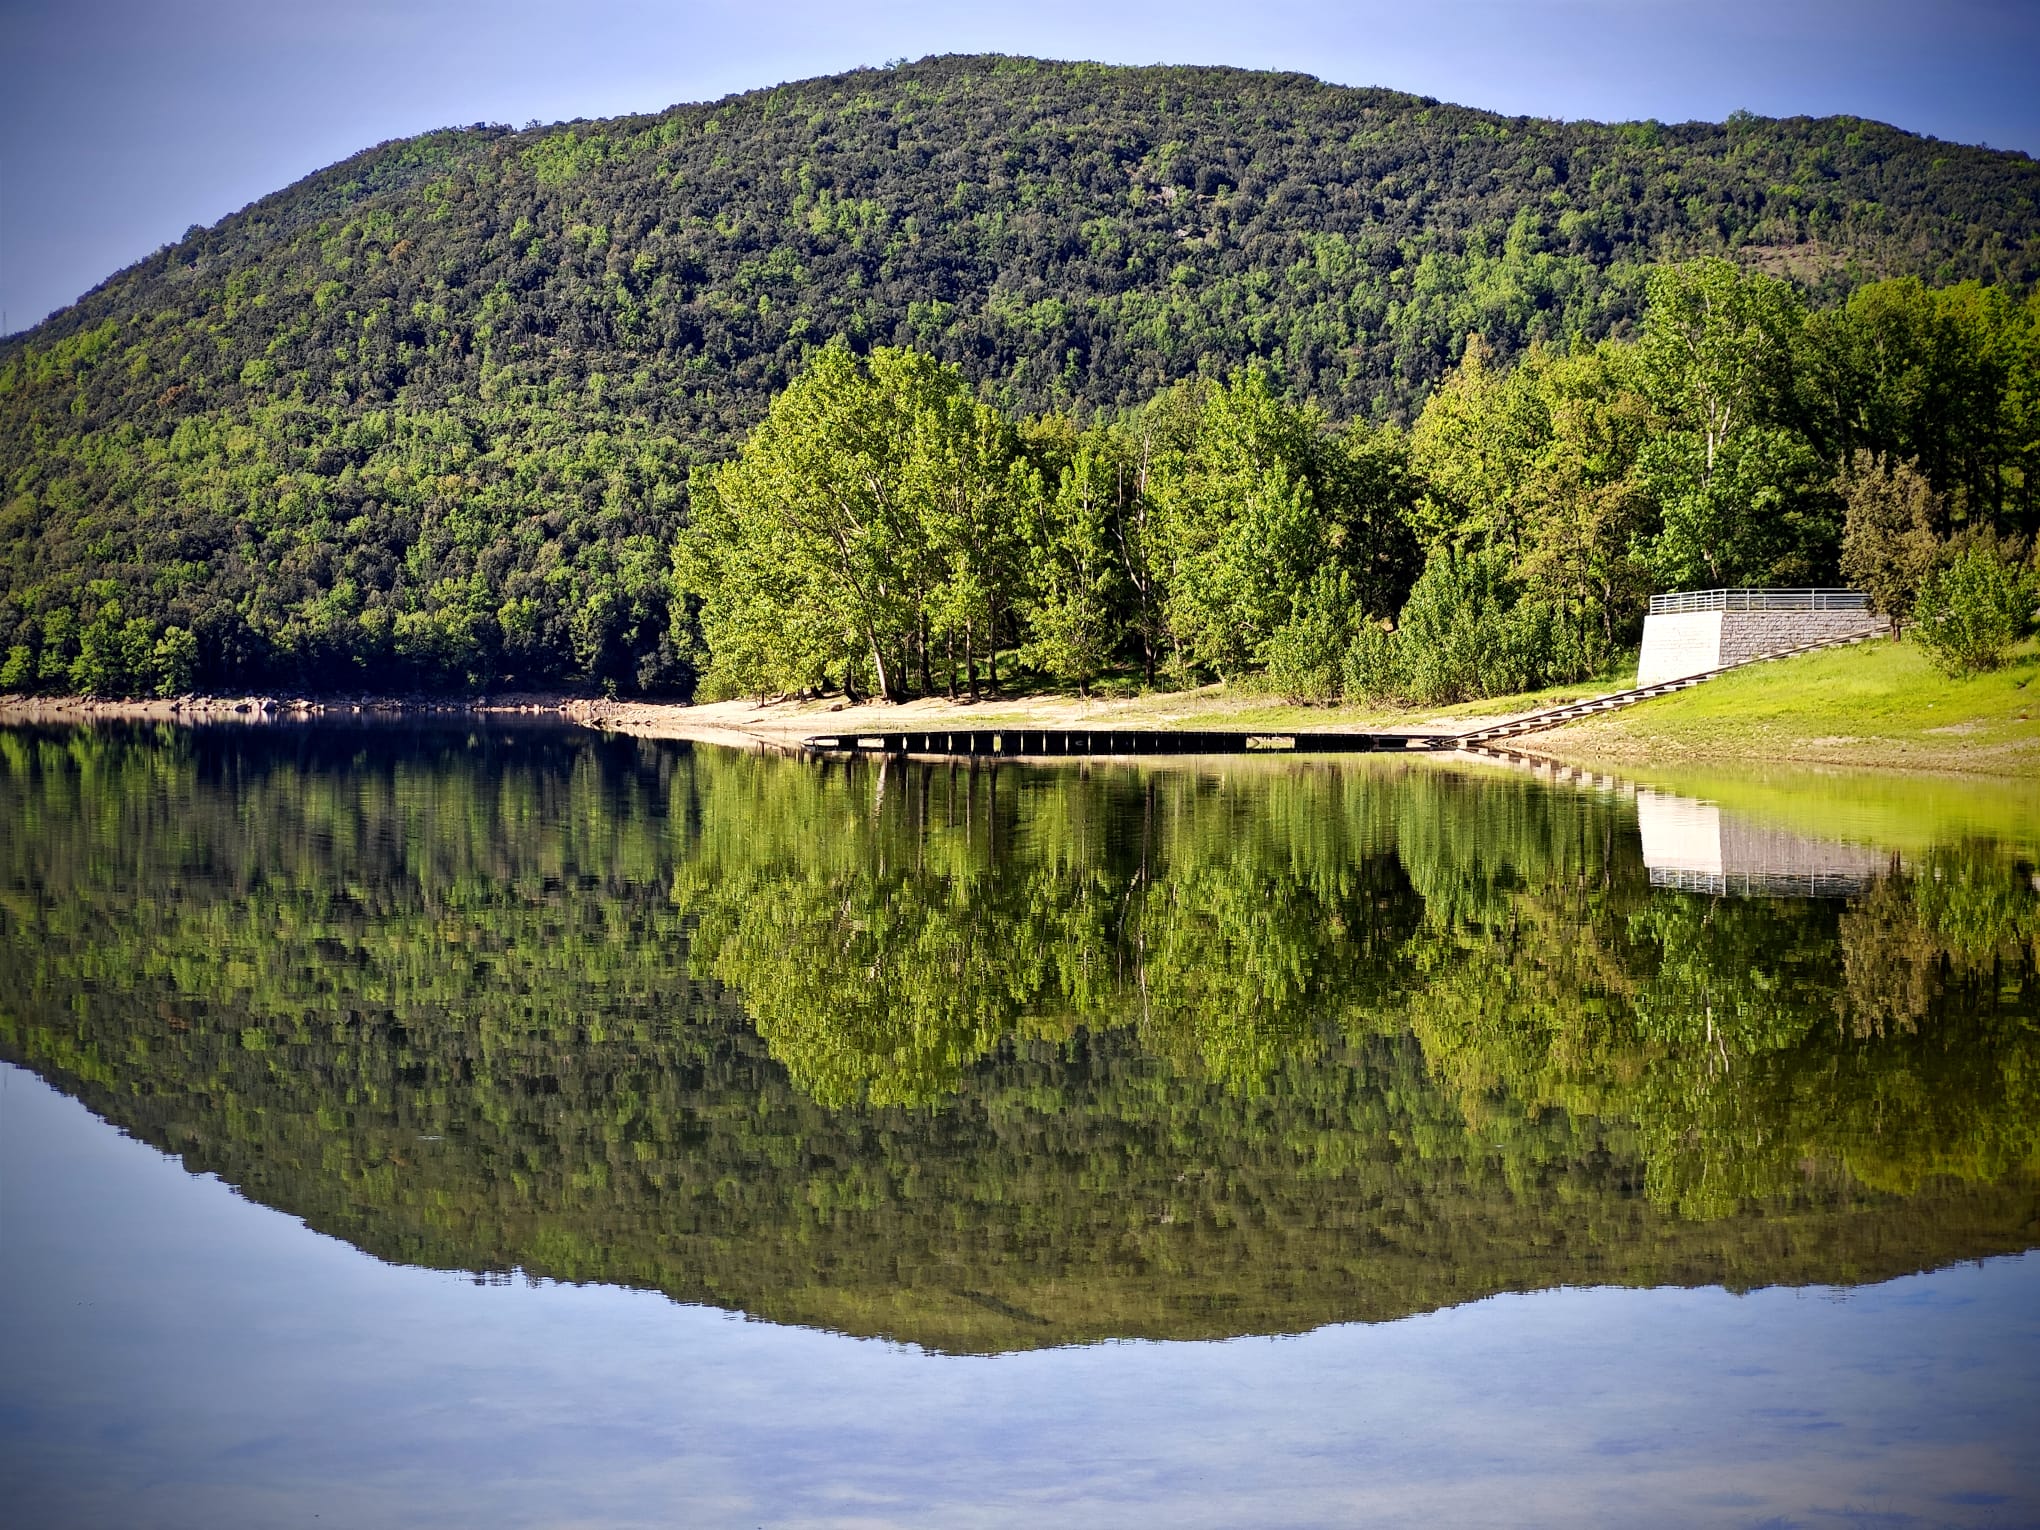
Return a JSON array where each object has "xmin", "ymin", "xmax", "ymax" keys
[{"xmin": 1647, "ymin": 588, "xmax": 1868, "ymax": 616}]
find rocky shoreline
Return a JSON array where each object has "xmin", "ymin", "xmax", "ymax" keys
[
  {"xmin": 0, "ymin": 692, "xmax": 596, "ymax": 725},
  {"xmin": 0, "ymin": 691, "xmax": 823, "ymax": 755}
]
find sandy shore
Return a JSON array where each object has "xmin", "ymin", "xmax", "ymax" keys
[
  {"xmin": 559, "ymin": 690, "xmax": 1503, "ymax": 747},
  {"xmin": 0, "ymin": 687, "xmax": 1510, "ymax": 749},
  {"xmin": 11, "ymin": 684, "xmax": 2017, "ymax": 777}
]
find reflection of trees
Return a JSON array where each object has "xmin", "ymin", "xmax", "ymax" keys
[
  {"xmin": 1391, "ymin": 796, "xmax": 2040, "ymax": 1219},
  {"xmin": 677, "ymin": 754, "xmax": 1422, "ymax": 1099},
  {"xmin": 681, "ymin": 749, "xmax": 2040, "ymax": 1220},
  {"xmin": 2, "ymin": 729, "xmax": 2037, "ymax": 1351}
]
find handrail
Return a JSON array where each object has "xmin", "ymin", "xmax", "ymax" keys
[{"xmin": 1648, "ymin": 588, "xmax": 1867, "ymax": 615}]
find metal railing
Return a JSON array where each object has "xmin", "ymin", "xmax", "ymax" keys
[
  {"xmin": 1648, "ymin": 867, "xmax": 1879, "ymax": 899},
  {"xmin": 1647, "ymin": 588, "xmax": 1868, "ymax": 616}
]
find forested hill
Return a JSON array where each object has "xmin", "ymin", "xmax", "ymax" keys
[{"xmin": 4, "ymin": 54, "xmax": 2037, "ymax": 694}]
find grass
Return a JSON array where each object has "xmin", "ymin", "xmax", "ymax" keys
[{"xmin": 1532, "ymin": 635, "xmax": 2040, "ymax": 778}]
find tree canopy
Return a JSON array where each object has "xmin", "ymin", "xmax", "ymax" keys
[{"xmin": 675, "ymin": 265, "xmax": 2039, "ymax": 706}]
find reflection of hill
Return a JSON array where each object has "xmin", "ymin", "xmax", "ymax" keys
[{"xmin": 2, "ymin": 726, "xmax": 2037, "ymax": 1353}]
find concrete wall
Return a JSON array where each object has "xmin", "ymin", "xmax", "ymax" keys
[
  {"xmin": 1637, "ymin": 608, "xmax": 1881, "ymax": 685},
  {"xmin": 1636, "ymin": 611, "xmax": 1721, "ymax": 686}
]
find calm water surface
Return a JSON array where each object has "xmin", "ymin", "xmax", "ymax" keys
[{"xmin": 2, "ymin": 723, "xmax": 2037, "ymax": 1527}]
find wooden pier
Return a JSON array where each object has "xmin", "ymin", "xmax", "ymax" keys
[{"xmin": 800, "ymin": 728, "xmax": 1444, "ymax": 758}]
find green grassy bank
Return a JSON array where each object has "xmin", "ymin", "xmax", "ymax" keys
[{"xmin": 1534, "ymin": 636, "xmax": 2040, "ymax": 777}]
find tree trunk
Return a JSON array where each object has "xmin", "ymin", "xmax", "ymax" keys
[{"xmin": 869, "ymin": 635, "xmax": 894, "ymax": 703}]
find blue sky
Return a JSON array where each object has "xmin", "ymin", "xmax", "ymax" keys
[{"xmin": 3, "ymin": 0, "xmax": 2037, "ymax": 334}]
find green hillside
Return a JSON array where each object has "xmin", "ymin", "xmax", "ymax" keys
[{"xmin": 3, "ymin": 54, "xmax": 2037, "ymax": 695}]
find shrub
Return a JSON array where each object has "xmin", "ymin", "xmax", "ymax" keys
[
  {"xmin": 1911, "ymin": 540, "xmax": 2036, "ymax": 676},
  {"xmin": 1261, "ymin": 570, "xmax": 1352, "ymax": 703},
  {"xmin": 1341, "ymin": 620, "xmax": 1405, "ymax": 703},
  {"xmin": 152, "ymin": 627, "xmax": 199, "ymax": 696},
  {"xmin": 1394, "ymin": 547, "xmax": 1508, "ymax": 704}
]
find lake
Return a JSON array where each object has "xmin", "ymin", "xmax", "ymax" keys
[{"xmin": 2, "ymin": 722, "xmax": 2037, "ymax": 1527}]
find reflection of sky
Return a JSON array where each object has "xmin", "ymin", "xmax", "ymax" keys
[{"xmin": 4, "ymin": 1063, "xmax": 2037, "ymax": 1529}]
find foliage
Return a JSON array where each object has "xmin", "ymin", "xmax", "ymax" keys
[
  {"xmin": 680, "ymin": 357, "xmax": 1421, "ymax": 698},
  {"xmin": 1911, "ymin": 537, "xmax": 2038, "ymax": 675},
  {"xmin": 1838, "ymin": 451, "xmax": 1944, "ymax": 634},
  {"xmin": 679, "ymin": 341, "xmax": 1032, "ymax": 700},
  {"xmin": 1801, "ymin": 277, "xmax": 2040, "ymax": 534},
  {"xmin": 1351, "ymin": 546, "xmax": 1596, "ymax": 705},
  {"xmin": 1341, "ymin": 617, "xmax": 1406, "ymax": 704},
  {"xmin": 1261, "ymin": 569, "xmax": 1355, "ymax": 703},
  {"xmin": 3, "ymin": 57, "xmax": 2038, "ymax": 695},
  {"xmin": 1637, "ymin": 258, "xmax": 1830, "ymax": 587},
  {"xmin": 1018, "ymin": 418, "xmax": 1125, "ymax": 694}
]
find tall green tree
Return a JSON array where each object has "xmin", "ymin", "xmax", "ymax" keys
[
  {"xmin": 681, "ymin": 341, "xmax": 1026, "ymax": 701},
  {"xmin": 1020, "ymin": 422, "xmax": 1126, "ymax": 696},
  {"xmin": 1637, "ymin": 259, "xmax": 1830, "ymax": 587},
  {"xmin": 1801, "ymin": 278, "xmax": 2040, "ymax": 540},
  {"xmin": 1837, "ymin": 451, "xmax": 1944, "ymax": 635},
  {"xmin": 1145, "ymin": 368, "xmax": 1415, "ymax": 682}
]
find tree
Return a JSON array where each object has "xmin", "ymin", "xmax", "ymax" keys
[
  {"xmin": 679, "ymin": 341, "xmax": 1033, "ymax": 701},
  {"xmin": 1637, "ymin": 259, "xmax": 1828, "ymax": 588},
  {"xmin": 1510, "ymin": 344, "xmax": 1656, "ymax": 652},
  {"xmin": 1142, "ymin": 368, "xmax": 1414, "ymax": 684},
  {"xmin": 152, "ymin": 627, "xmax": 199, "ymax": 696},
  {"xmin": 1021, "ymin": 427, "xmax": 1125, "ymax": 696},
  {"xmin": 1801, "ymin": 278, "xmax": 2040, "ymax": 539},
  {"xmin": 1911, "ymin": 538, "xmax": 2036, "ymax": 676},
  {"xmin": 1407, "ymin": 334, "xmax": 1549, "ymax": 553},
  {"xmin": 681, "ymin": 342, "xmax": 926, "ymax": 701},
  {"xmin": 1837, "ymin": 452, "xmax": 1943, "ymax": 636},
  {"xmin": 914, "ymin": 374, "xmax": 1034, "ymax": 697}
]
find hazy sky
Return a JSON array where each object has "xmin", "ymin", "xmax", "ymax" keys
[{"xmin": 4, "ymin": 0, "xmax": 2037, "ymax": 335}]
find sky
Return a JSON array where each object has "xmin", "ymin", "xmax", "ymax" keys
[{"xmin": 3, "ymin": 0, "xmax": 2037, "ymax": 335}]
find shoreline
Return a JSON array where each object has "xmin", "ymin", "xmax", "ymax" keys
[
  {"xmin": 0, "ymin": 687, "xmax": 1502, "ymax": 743},
  {"xmin": 3, "ymin": 681, "xmax": 2032, "ymax": 779}
]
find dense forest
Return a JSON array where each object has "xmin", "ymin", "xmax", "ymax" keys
[
  {"xmin": 3, "ymin": 725, "xmax": 2035, "ymax": 1349},
  {"xmin": 683, "ymin": 269, "xmax": 2040, "ymax": 704},
  {"xmin": 2, "ymin": 56, "xmax": 2038, "ymax": 696}
]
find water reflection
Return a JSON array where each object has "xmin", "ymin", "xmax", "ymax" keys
[
  {"xmin": 1, "ymin": 724, "xmax": 2036, "ymax": 1353},
  {"xmin": 1635, "ymin": 787, "xmax": 1894, "ymax": 897}
]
